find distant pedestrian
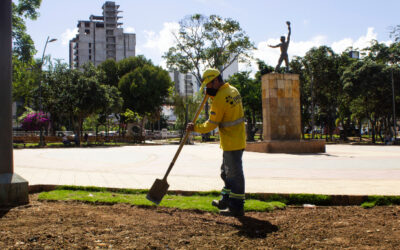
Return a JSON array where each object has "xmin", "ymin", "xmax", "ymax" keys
[
  {"xmin": 74, "ymin": 133, "xmax": 80, "ymax": 146},
  {"xmin": 62, "ymin": 134, "xmax": 71, "ymax": 146}
]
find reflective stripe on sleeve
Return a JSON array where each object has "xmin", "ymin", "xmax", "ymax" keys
[
  {"xmin": 208, "ymin": 119, "xmax": 219, "ymax": 125},
  {"xmin": 219, "ymin": 117, "xmax": 245, "ymax": 128}
]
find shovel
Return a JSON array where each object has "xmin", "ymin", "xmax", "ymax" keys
[{"xmin": 146, "ymin": 94, "xmax": 209, "ymax": 204}]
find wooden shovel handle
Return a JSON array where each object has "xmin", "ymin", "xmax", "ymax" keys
[{"xmin": 163, "ymin": 94, "xmax": 209, "ymax": 180}]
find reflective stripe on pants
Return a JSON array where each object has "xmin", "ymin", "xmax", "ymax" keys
[{"xmin": 220, "ymin": 149, "xmax": 245, "ymax": 208}]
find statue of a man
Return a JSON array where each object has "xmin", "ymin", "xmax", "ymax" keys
[{"xmin": 268, "ymin": 21, "xmax": 291, "ymax": 72}]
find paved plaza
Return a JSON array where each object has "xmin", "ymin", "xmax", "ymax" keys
[{"xmin": 13, "ymin": 144, "xmax": 400, "ymax": 195}]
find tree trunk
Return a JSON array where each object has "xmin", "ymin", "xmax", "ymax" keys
[
  {"xmin": 245, "ymin": 114, "xmax": 255, "ymax": 142},
  {"xmin": 371, "ymin": 120, "xmax": 376, "ymax": 144}
]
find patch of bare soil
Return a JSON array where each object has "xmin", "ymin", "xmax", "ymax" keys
[{"xmin": 0, "ymin": 194, "xmax": 399, "ymax": 249}]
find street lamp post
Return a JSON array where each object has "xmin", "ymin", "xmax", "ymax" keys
[
  {"xmin": 184, "ymin": 75, "xmax": 193, "ymax": 144},
  {"xmin": 38, "ymin": 36, "xmax": 57, "ymax": 147},
  {"xmin": 310, "ymin": 74, "xmax": 315, "ymax": 139}
]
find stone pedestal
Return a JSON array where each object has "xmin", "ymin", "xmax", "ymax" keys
[
  {"xmin": 0, "ymin": 173, "xmax": 29, "ymax": 206},
  {"xmin": 246, "ymin": 73, "xmax": 325, "ymax": 153}
]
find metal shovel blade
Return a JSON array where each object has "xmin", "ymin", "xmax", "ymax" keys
[{"xmin": 146, "ymin": 178, "xmax": 170, "ymax": 205}]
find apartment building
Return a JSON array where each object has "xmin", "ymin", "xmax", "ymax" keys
[{"xmin": 69, "ymin": 1, "xmax": 135, "ymax": 68}]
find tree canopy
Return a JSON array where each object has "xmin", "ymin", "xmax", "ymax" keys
[{"xmin": 164, "ymin": 13, "xmax": 255, "ymax": 86}]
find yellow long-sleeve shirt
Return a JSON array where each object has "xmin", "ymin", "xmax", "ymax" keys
[{"xmin": 194, "ymin": 83, "xmax": 246, "ymax": 151}]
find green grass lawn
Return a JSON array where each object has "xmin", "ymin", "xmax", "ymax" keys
[
  {"xmin": 37, "ymin": 186, "xmax": 400, "ymax": 210},
  {"xmin": 38, "ymin": 189, "xmax": 285, "ymax": 213}
]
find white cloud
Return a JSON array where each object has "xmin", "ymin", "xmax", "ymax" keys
[
  {"xmin": 331, "ymin": 38, "xmax": 354, "ymax": 53},
  {"xmin": 140, "ymin": 22, "xmax": 180, "ymax": 68},
  {"xmin": 331, "ymin": 27, "xmax": 379, "ymax": 52},
  {"xmin": 143, "ymin": 22, "xmax": 180, "ymax": 53},
  {"xmin": 125, "ymin": 26, "xmax": 135, "ymax": 33},
  {"xmin": 353, "ymin": 27, "xmax": 378, "ymax": 50},
  {"xmin": 60, "ymin": 28, "xmax": 78, "ymax": 46}
]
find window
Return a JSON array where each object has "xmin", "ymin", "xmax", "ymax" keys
[
  {"xmin": 89, "ymin": 55, "xmax": 92, "ymax": 60},
  {"xmin": 89, "ymin": 49, "xmax": 92, "ymax": 54},
  {"xmin": 85, "ymin": 22, "xmax": 90, "ymax": 28},
  {"xmin": 106, "ymin": 37, "xmax": 116, "ymax": 43},
  {"xmin": 88, "ymin": 43, "xmax": 91, "ymax": 48},
  {"xmin": 85, "ymin": 29, "xmax": 90, "ymax": 35}
]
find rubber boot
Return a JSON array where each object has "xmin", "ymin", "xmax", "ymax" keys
[
  {"xmin": 211, "ymin": 195, "xmax": 229, "ymax": 210},
  {"xmin": 219, "ymin": 198, "xmax": 244, "ymax": 217}
]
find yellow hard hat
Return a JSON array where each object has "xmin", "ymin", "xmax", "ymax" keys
[{"xmin": 200, "ymin": 68, "xmax": 220, "ymax": 92}]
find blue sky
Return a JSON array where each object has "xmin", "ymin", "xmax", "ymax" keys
[{"xmin": 26, "ymin": 0, "xmax": 400, "ymax": 73}]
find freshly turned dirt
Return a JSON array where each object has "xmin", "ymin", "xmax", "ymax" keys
[{"xmin": 0, "ymin": 194, "xmax": 399, "ymax": 249}]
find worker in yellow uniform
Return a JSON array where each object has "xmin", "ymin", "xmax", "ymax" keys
[{"xmin": 187, "ymin": 68, "xmax": 246, "ymax": 217}]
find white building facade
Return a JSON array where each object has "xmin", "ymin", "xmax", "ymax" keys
[{"xmin": 69, "ymin": 1, "xmax": 135, "ymax": 69}]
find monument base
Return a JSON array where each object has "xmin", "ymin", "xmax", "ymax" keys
[
  {"xmin": 0, "ymin": 173, "xmax": 29, "ymax": 206},
  {"xmin": 245, "ymin": 140, "xmax": 325, "ymax": 154}
]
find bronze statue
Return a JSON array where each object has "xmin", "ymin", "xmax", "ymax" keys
[{"xmin": 269, "ymin": 21, "xmax": 291, "ymax": 72}]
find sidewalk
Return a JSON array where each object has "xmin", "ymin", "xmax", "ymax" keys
[{"xmin": 13, "ymin": 144, "xmax": 400, "ymax": 196}]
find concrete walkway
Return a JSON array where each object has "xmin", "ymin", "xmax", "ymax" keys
[{"xmin": 13, "ymin": 144, "xmax": 400, "ymax": 196}]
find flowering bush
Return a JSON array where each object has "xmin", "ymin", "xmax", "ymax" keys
[{"xmin": 21, "ymin": 112, "xmax": 49, "ymax": 131}]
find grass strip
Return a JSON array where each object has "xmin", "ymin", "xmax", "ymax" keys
[
  {"xmin": 361, "ymin": 195, "xmax": 400, "ymax": 208},
  {"xmin": 38, "ymin": 190, "xmax": 285, "ymax": 213},
  {"xmin": 55, "ymin": 185, "xmax": 330, "ymax": 204},
  {"xmin": 49, "ymin": 186, "xmax": 400, "ymax": 208}
]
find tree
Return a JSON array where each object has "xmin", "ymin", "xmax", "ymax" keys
[
  {"xmin": 341, "ymin": 59, "xmax": 397, "ymax": 143},
  {"xmin": 171, "ymin": 89, "xmax": 202, "ymax": 133},
  {"xmin": 118, "ymin": 57, "xmax": 173, "ymax": 133},
  {"xmin": 289, "ymin": 56, "xmax": 310, "ymax": 139},
  {"xmin": 98, "ymin": 58, "xmax": 119, "ymax": 87},
  {"xmin": 360, "ymin": 41, "xmax": 400, "ymax": 142},
  {"xmin": 12, "ymin": 0, "xmax": 42, "ymax": 118},
  {"xmin": 12, "ymin": 57, "xmax": 40, "ymax": 108},
  {"xmin": 12, "ymin": 0, "xmax": 41, "ymax": 63},
  {"xmin": 303, "ymin": 46, "xmax": 340, "ymax": 140},
  {"xmin": 390, "ymin": 25, "xmax": 400, "ymax": 43},
  {"xmin": 41, "ymin": 62, "xmax": 123, "ymax": 140},
  {"xmin": 335, "ymin": 50, "xmax": 359, "ymax": 141},
  {"xmin": 164, "ymin": 13, "xmax": 255, "ymax": 87}
]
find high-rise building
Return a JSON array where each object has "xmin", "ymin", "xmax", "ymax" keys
[
  {"xmin": 69, "ymin": 1, "xmax": 136, "ymax": 69},
  {"xmin": 169, "ymin": 71, "xmax": 195, "ymax": 96}
]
